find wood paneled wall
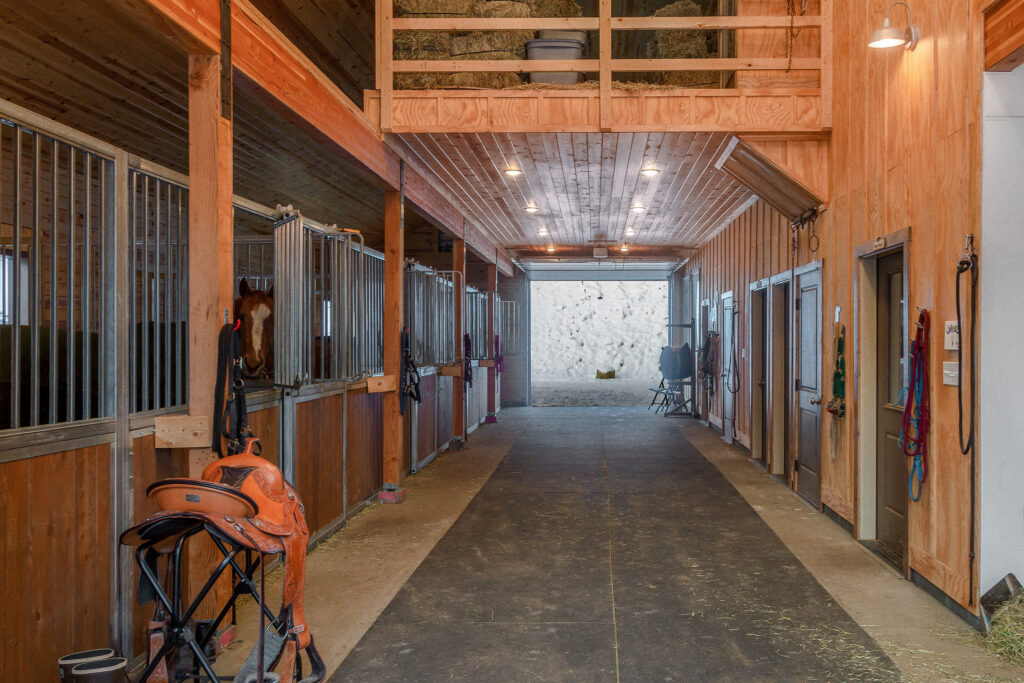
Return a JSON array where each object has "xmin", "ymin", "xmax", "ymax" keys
[
  {"xmin": 347, "ymin": 389, "xmax": 383, "ymax": 508},
  {"xmin": 0, "ymin": 444, "xmax": 112, "ymax": 680},
  {"xmin": 684, "ymin": 199, "xmax": 817, "ymax": 446},
  {"xmin": 295, "ymin": 393, "xmax": 347, "ymax": 534},
  {"xmin": 687, "ymin": 0, "xmax": 985, "ymax": 609},
  {"xmin": 247, "ymin": 405, "xmax": 281, "ymax": 467}
]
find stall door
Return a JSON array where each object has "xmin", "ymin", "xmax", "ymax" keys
[
  {"xmin": 875, "ymin": 252, "xmax": 908, "ymax": 568},
  {"xmin": 796, "ymin": 269, "xmax": 822, "ymax": 506}
]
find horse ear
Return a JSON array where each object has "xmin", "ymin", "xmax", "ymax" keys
[
  {"xmin": 267, "ymin": 285, "xmax": 274, "ymax": 299},
  {"xmin": 239, "ymin": 279, "xmax": 251, "ymax": 297}
]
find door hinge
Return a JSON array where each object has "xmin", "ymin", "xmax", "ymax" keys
[{"xmin": 795, "ymin": 298, "xmax": 801, "ymax": 311}]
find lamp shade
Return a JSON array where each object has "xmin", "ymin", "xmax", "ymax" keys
[{"xmin": 868, "ymin": 22, "xmax": 907, "ymax": 48}]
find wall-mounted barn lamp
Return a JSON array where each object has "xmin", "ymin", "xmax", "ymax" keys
[
  {"xmin": 620, "ymin": 243, "xmax": 630, "ymax": 253},
  {"xmin": 868, "ymin": 2, "xmax": 919, "ymax": 50},
  {"xmin": 546, "ymin": 244, "xmax": 556, "ymax": 252}
]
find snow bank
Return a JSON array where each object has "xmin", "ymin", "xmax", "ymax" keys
[{"xmin": 530, "ymin": 280, "xmax": 668, "ymax": 406}]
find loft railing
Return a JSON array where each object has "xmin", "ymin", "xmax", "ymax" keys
[{"xmin": 375, "ymin": 0, "xmax": 832, "ymax": 132}]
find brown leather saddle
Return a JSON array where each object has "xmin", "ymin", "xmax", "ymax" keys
[{"xmin": 121, "ymin": 438, "xmax": 325, "ymax": 683}]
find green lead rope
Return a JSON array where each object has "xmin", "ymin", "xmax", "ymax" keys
[{"xmin": 826, "ymin": 325, "xmax": 846, "ymax": 418}]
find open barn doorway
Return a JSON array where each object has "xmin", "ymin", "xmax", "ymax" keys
[{"xmin": 529, "ymin": 280, "xmax": 668, "ymax": 406}]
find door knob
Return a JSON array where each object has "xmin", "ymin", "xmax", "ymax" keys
[{"xmin": 810, "ymin": 396, "xmax": 822, "ymax": 405}]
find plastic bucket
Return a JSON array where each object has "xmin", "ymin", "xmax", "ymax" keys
[
  {"xmin": 538, "ymin": 29, "xmax": 587, "ymax": 43},
  {"xmin": 526, "ymin": 38, "xmax": 585, "ymax": 85}
]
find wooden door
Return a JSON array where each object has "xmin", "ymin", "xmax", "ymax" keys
[
  {"xmin": 796, "ymin": 269, "xmax": 822, "ymax": 506},
  {"xmin": 875, "ymin": 252, "xmax": 908, "ymax": 568},
  {"xmin": 752, "ymin": 289, "xmax": 767, "ymax": 463}
]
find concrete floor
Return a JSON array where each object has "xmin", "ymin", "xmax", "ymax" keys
[{"xmin": 220, "ymin": 408, "xmax": 1024, "ymax": 682}]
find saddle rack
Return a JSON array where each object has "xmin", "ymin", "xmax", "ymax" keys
[{"xmin": 121, "ymin": 438, "xmax": 326, "ymax": 683}]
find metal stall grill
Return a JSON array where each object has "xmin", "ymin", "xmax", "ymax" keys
[
  {"xmin": 354, "ymin": 245, "xmax": 385, "ymax": 377},
  {"xmin": 1, "ymin": 119, "xmax": 116, "ymax": 429},
  {"xmin": 127, "ymin": 169, "xmax": 189, "ymax": 414},
  {"xmin": 274, "ymin": 212, "xmax": 368, "ymax": 386},
  {"xmin": 405, "ymin": 264, "xmax": 459, "ymax": 367},
  {"xmin": 500, "ymin": 299, "xmax": 522, "ymax": 356},
  {"xmin": 234, "ymin": 236, "xmax": 275, "ymax": 292},
  {"xmin": 465, "ymin": 287, "xmax": 489, "ymax": 360}
]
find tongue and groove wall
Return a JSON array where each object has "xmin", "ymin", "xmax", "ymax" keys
[{"xmin": 682, "ymin": 0, "xmax": 989, "ymax": 611}]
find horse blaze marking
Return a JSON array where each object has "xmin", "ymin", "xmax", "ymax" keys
[{"xmin": 250, "ymin": 304, "xmax": 270, "ymax": 357}]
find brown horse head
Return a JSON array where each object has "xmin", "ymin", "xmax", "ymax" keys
[{"xmin": 235, "ymin": 279, "xmax": 274, "ymax": 379}]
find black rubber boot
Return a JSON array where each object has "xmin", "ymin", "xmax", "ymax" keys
[
  {"xmin": 70, "ymin": 657, "xmax": 127, "ymax": 682},
  {"xmin": 57, "ymin": 649, "xmax": 114, "ymax": 680}
]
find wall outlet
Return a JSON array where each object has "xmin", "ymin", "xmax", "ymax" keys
[
  {"xmin": 943, "ymin": 362, "xmax": 960, "ymax": 386},
  {"xmin": 944, "ymin": 321, "xmax": 960, "ymax": 351}
]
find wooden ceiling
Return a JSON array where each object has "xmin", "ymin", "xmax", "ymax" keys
[
  {"xmin": 394, "ymin": 132, "xmax": 755, "ymax": 254},
  {"xmin": 0, "ymin": 0, "xmax": 393, "ymax": 244}
]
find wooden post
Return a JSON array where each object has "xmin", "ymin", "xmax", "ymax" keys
[
  {"xmin": 186, "ymin": 52, "xmax": 234, "ymax": 612},
  {"xmin": 380, "ymin": 189, "xmax": 405, "ymax": 502},
  {"xmin": 485, "ymin": 264, "xmax": 498, "ymax": 423},
  {"xmin": 599, "ymin": 0, "xmax": 611, "ymax": 131},
  {"xmin": 451, "ymin": 238, "xmax": 466, "ymax": 447}
]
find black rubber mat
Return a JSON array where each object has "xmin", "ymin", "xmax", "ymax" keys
[{"xmin": 330, "ymin": 408, "xmax": 899, "ymax": 682}]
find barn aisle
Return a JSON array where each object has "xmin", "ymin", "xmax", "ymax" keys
[{"xmin": 330, "ymin": 408, "xmax": 898, "ymax": 681}]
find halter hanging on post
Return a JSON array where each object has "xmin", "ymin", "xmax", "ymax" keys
[
  {"xmin": 400, "ymin": 327, "xmax": 421, "ymax": 416},
  {"xmin": 826, "ymin": 324, "xmax": 846, "ymax": 418},
  {"xmin": 463, "ymin": 333, "xmax": 473, "ymax": 388},
  {"xmin": 214, "ymin": 321, "xmax": 259, "ymax": 457},
  {"xmin": 494, "ymin": 334, "xmax": 504, "ymax": 376},
  {"xmin": 900, "ymin": 309, "xmax": 930, "ymax": 502}
]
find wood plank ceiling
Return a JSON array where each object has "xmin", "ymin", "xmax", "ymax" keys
[
  {"xmin": 395, "ymin": 132, "xmax": 755, "ymax": 256},
  {"xmin": 0, "ymin": 0, "xmax": 392, "ymax": 245}
]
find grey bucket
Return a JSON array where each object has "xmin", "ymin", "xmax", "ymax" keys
[{"xmin": 526, "ymin": 38, "xmax": 585, "ymax": 85}]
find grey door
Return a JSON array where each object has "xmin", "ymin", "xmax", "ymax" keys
[
  {"xmin": 875, "ymin": 252, "xmax": 908, "ymax": 568},
  {"xmin": 796, "ymin": 269, "xmax": 822, "ymax": 506}
]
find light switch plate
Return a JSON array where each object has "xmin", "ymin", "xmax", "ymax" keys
[
  {"xmin": 943, "ymin": 362, "xmax": 960, "ymax": 386},
  {"xmin": 945, "ymin": 321, "xmax": 960, "ymax": 351}
]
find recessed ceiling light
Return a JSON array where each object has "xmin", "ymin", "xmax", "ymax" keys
[
  {"xmin": 640, "ymin": 166, "xmax": 660, "ymax": 178},
  {"xmin": 630, "ymin": 204, "xmax": 645, "ymax": 212},
  {"xmin": 538, "ymin": 227, "xmax": 549, "ymax": 236},
  {"xmin": 504, "ymin": 166, "xmax": 523, "ymax": 177},
  {"xmin": 625, "ymin": 228, "xmax": 636, "ymax": 236},
  {"xmin": 525, "ymin": 202, "xmax": 539, "ymax": 213},
  {"xmin": 546, "ymin": 245, "xmax": 556, "ymax": 253}
]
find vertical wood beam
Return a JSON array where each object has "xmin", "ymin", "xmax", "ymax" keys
[
  {"xmin": 186, "ymin": 52, "xmax": 234, "ymax": 612},
  {"xmin": 485, "ymin": 264, "xmax": 498, "ymax": 422},
  {"xmin": 381, "ymin": 189, "xmax": 405, "ymax": 496},
  {"xmin": 452, "ymin": 238, "xmax": 466, "ymax": 445},
  {"xmin": 376, "ymin": 0, "xmax": 394, "ymax": 131},
  {"xmin": 599, "ymin": 0, "xmax": 612, "ymax": 131},
  {"xmin": 821, "ymin": 0, "xmax": 833, "ymax": 128}
]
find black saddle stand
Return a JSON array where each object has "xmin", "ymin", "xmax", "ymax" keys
[{"xmin": 133, "ymin": 520, "xmax": 284, "ymax": 682}]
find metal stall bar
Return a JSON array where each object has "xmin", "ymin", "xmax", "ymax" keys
[
  {"xmin": 11, "ymin": 125, "xmax": 21, "ymax": 427},
  {"xmin": 29, "ymin": 134, "xmax": 39, "ymax": 427}
]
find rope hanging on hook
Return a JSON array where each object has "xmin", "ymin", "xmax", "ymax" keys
[{"xmin": 900, "ymin": 309, "xmax": 930, "ymax": 502}]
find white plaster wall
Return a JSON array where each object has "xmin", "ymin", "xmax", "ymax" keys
[
  {"xmin": 980, "ymin": 66, "xmax": 1024, "ymax": 593},
  {"xmin": 530, "ymin": 280, "xmax": 668, "ymax": 382}
]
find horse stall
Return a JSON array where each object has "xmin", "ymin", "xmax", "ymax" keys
[
  {"xmin": 404, "ymin": 263, "xmax": 459, "ymax": 473},
  {"xmin": 464, "ymin": 287, "xmax": 489, "ymax": 433}
]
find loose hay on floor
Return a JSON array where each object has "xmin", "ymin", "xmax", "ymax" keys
[{"xmin": 987, "ymin": 591, "xmax": 1024, "ymax": 667}]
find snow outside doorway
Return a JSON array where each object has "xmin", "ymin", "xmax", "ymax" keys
[{"xmin": 530, "ymin": 280, "xmax": 668, "ymax": 406}]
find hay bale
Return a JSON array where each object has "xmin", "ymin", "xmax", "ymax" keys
[
  {"xmin": 471, "ymin": 0, "xmax": 531, "ymax": 17},
  {"xmin": 526, "ymin": 0, "xmax": 581, "ymax": 18},
  {"xmin": 395, "ymin": 0, "xmax": 476, "ymax": 15},
  {"xmin": 394, "ymin": 30, "xmax": 451, "ymax": 59},
  {"xmin": 450, "ymin": 30, "xmax": 534, "ymax": 58},
  {"xmin": 651, "ymin": 0, "xmax": 707, "ymax": 59},
  {"xmin": 661, "ymin": 71, "xmax": 718, "ymax": 87}
]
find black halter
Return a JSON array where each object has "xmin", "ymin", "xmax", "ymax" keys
[{"xmin": 214, "ymin": 322, "xmax": 259, "ymax": 457}]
